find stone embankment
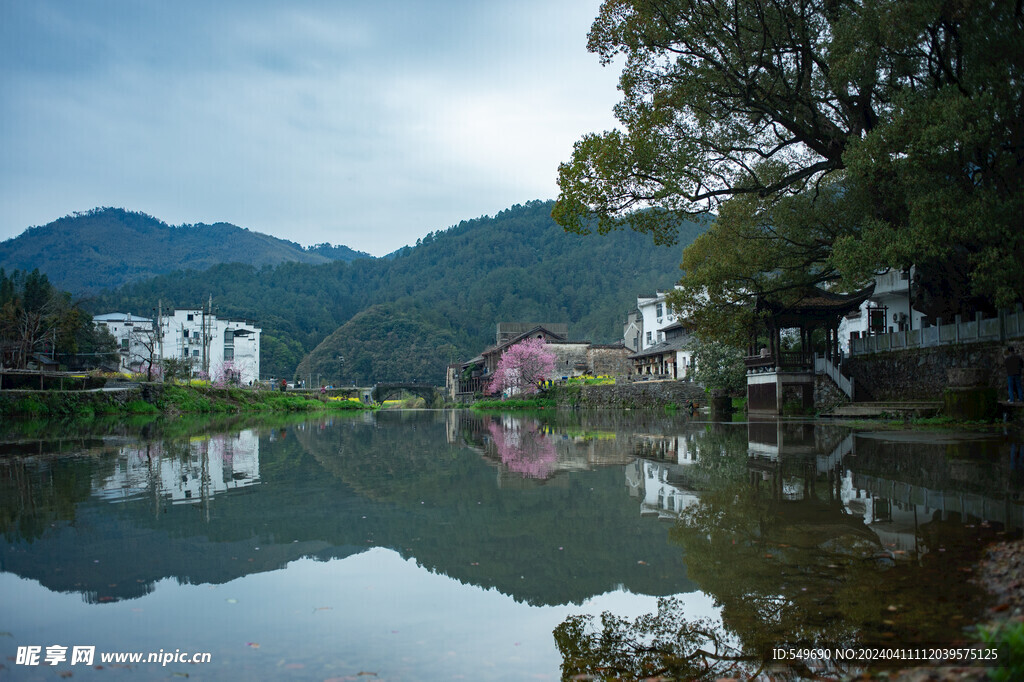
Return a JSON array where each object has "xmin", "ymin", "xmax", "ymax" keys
[{"xmin": 552, "ymin": 381, "xmax": 705, "ymax": 409}]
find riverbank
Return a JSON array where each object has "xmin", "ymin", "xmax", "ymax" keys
[{"xmin": 0, "ymin": 383, "xmax": 373, "ymax": 418}]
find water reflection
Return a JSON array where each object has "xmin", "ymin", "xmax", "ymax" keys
[
  {"xmin": 0, "ymin": 412, "xmax": 1021, "ymax": 680},
  {"xmin": 94, "ymin": 431, "xmax": 260, "ymax": 506},
  {"xmin": 558, "ymin": 419, "xmax": 1024, "ymax": 679}
]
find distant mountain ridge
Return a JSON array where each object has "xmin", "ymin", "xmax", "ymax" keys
[
  {"xmin": 91, "ymin": 200, "xmax": 707, "ymax": 382},
  {"xmin": 0, "ymin": 207, "xmax": 371, "ymax": 292}
]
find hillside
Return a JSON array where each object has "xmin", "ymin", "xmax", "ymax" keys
[
  {"xmin": 90, "ymin": 201, "xmax": 706, "ymax": 382},
  {"xmin": 0, "ymin": 207, "xmax": 371, "ymax": 292}
]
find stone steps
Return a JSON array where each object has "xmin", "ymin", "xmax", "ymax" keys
[{"xmin": 824, "ymin": 401, "xmax": 942, "ymax": 419}]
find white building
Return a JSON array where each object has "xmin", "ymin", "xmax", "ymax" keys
[
  {"xmin": 839, "ymin": 268, "xmax": 927, "ymax": 352},
  {"xmin": 635, "ymin": 290, "xmax": 684, "ymax": 350},
  {"xmin": 159, "ymin": 309, "xmax": 261, "ymax": 385},
  {"xmin": 93, "ymin": 312, "xmax": 158, "ymax": 374},
  {"xmin": 94, "ymin": 309, "xmax": 261, "ymax": 383},
  {"xmin": 94, "ymin": 430, "xmax": 261, "ymax": 505},
  {"xmin": 625, "ymin": 288, "xmax": 697, "ymax": 380}
]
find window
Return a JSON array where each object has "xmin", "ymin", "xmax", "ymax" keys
[
  {"xmin": 646, "ymin": 331, "xmax": 652, "ymax": 344},
  {"xmin": 656, "ymin": 303, "xmax": 663, "ymax": 317},
  {"xmin": 120, "ymin": 339, "xmax": 129, "ymax": 350},
  {"xmin": 183, "ymin": 330, "xmax": 189, "ymax": 338},
  {"xmin": 193, "ymin": 350, "xmax": 200, "ymax": 357}
]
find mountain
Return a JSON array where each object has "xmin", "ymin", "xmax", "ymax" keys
[
  {"xmin": 0, "ymin": 207, "xmax": 371, "ymax": 292},
  {"xmin": 86, "ymin": 200, "xmax": 706, "ymax": 382}
]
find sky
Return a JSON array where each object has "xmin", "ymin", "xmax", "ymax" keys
[{"xmin": 0, "ymin": 0, "xmax": 621, "ymax": 256}]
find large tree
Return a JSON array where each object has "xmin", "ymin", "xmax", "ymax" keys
[{"xmin": 555, "ymin": 0, "xmax": 1024, "ymax": 333}]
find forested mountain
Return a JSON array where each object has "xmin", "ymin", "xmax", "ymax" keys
[
  {"xmin": 88, "ymin": 201, "xmax": 705, "ymax": 382},
  {"xmin": 0, "ymin": 207, "xmax": 371, "ymax": 292}
]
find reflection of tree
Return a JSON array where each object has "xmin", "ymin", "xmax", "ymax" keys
[
  {"xmin": 556, "ymin": 423, "xmax": 996, "ymax": 679},
  {"xmin": 555, "ymin": 597, "xmax": 756, "ymax": 681},
  {"xmin": 487, "ymin": 418, "xmax": 557, "ymax": 479}
]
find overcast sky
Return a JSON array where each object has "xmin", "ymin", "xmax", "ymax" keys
[{"xmin": 0, "ymin": 0, "xmax": 621, "ymax": 256}]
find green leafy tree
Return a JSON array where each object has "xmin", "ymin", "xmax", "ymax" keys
[
  {"xmin": 691, "ymin": 338, "xmax": 746, "ymax": 394},
  {"xmin": 555, "ymin": 0, "xmax": 1024, "ymax": 333}
]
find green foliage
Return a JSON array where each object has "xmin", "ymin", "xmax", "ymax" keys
[
  {"xmin": 976, "ymin": 620, "xmax": 1024, "ymax": 682},
  {"xmin": 0, "ymin": 268, "xmax": 112, "ymax": 370},
  {"xmin": 124, "ymin": 400, "xmax": 159, "ymax": 414},
  {"xmin": 88, "ymin": 201, "xmax": 703, "ymax": 384},
  {"xmin": 0, "ymin": 207, "xmax": 368, "ymax": 292},
  {"xmin": 556, "ymin": 0, "xmax": 1024, "ymax": 338},
  {"xmin": 470, "ymin": 397, "xmax": 556, "ymax": 410},
  {"xmin": 691, "ymin": 339, "xmax": 746, "ymax": 395}
]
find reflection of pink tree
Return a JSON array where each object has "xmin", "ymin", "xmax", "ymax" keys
[
  {"xmin": 488, "ymin": 419, "xmax": 557, "ymax": 479},
  {"xmin": 486, "ymin": 337, "xmax": 557, "ymax": 396}
]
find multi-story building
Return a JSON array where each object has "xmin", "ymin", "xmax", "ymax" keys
[
  {"xmin": 624, "ymin": 288, "xmax": 697, "ymax": 380},
  {"xmin": 92, "ymin": 312, "xmax": 158, "ymax": 374},
  {"xmin": 94, "ymin": 309, "xmax": 260, "ymax": 383},
  {"xmin": 158, "ymin": 309, "xmax": 261, "ymax": 384}
]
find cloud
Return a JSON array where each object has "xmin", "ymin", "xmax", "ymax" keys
[{"xmin": 0, "ymin": 0, "xmax": 620, "ymax": 256}]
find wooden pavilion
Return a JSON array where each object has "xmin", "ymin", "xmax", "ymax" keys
[{"xmin": 745, "ymin": 285, "xmax": 874, "ymax": 414}]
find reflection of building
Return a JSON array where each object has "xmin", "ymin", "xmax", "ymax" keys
[
  {"xmin": 746, "ymin": 423, "xmax": 1024, "ymax": 552},
  {"xmin": 625, "ymin": 459, "xmax": 700, "ymax": 519},
  {"xmin": 94, "ymin": 431, "xmax": 260, "ymax": 506}
]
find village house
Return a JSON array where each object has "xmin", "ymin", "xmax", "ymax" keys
[
  {"xmin": 93, "ymin": 313, "xmax": 158, "ymax": 375},
  {"xmin": 94, "ymin": 309, "xmax": 261, "ymax": 384},
  {"xmin": 839, "ymin": 268, "xmax": 926, "ymax": 351},
  {"xmin": 446, "ymin": 322, "xmax": 631, "ymax": 402},
  {"xmin": 624, "ymin": 289, "xmax": 697, "ymax": 381}
]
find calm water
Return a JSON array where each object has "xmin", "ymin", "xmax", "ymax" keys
[{"xmin": 1, "ymin": 410, "xmax": 1022, "ymax": 680}]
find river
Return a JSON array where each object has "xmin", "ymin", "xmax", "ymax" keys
[{"xmin": 1, "ymin": 410, "xmax": 1021, "ymax": 680}]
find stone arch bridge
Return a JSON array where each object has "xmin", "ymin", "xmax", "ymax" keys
[{"xmin": 372, "ymin": 382, "xmax": 440, "ymax": 405}]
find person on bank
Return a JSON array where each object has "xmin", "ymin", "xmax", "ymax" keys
[{"xmin": 1004, "ymin": 346, "xmax": 1023, "ymax": 403}]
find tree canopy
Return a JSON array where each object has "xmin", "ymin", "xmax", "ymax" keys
[
  {"xmin": 555, "ymin": 0, "xmax": 1024, "ymax": 337},
  {"xmin": 0, "ymin": 268, "xmax": 116, "ymax": 370}
]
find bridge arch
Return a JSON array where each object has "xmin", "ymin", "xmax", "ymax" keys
[{"xmin": 372, "ymin": 383, "xmax": 440, "ymax": 405}]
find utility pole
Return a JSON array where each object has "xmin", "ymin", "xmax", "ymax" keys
[{"xmin": 157, "ymin": 299, "xmax": 164, "ymax": 380}]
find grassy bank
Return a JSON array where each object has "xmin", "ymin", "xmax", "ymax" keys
[
  {"xmin": 0, "ymin": 384, "xmax": 374, "ymax": 419},
  {"xmin": 470, "ymin": 396, "xmax": 557, "ymax": 410}
]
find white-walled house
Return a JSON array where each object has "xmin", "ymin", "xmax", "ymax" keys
[
  {"xmin": 625, "ymin": 289, "xmax": 697, "ymax": 380},
  {"xmin": 94, "ymin": 310, "xmax": 260, "ymax": 383},
  {"xmin": 839, "ymin": 268, "xmax": 927, "ymax": 352},
  {"xmin": 159, "ymin": 309, "xmax": 261, "ymax": 385},
  {"xmin": 635, "ymin": 290, "xmax": 684, "ymax": 350},
  {"xmin": 93, "ymin": 313, "xmax": 157, "ymax": 374}
]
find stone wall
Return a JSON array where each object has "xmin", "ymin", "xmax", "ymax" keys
[
  {"xmin": 547, "ymin": 342, "xmax": 592, "ymax": 379},
  {"xmin": 814, "ymin": 375, "xmax": 848, "ymax": 413},
  {"xmin": 588, "ymin": 345, "xmax": 633, "ymax": 377},
  {"xmin": 553, "ymin": 381, "xmax": 705, "ymax": 409},
  {"xmin": 845, "ymin": 341, "xmax": 1013, "ymax": 401}
]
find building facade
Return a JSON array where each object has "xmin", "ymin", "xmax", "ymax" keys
[
  {"xmin": 94, "ymin": 310, "xmax": 260, "ymax": 383},
  {"xmin": 93, "ymin": 313, "xmax": 158, "ymax": 374}
]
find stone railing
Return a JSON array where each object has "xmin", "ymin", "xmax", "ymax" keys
[
  {"xmin": 850, "ymin": 307, "xmax": 1024, "ymax": 356},
  {"xmin": 814, "ymin": 354, "xmax": 854, "ymax": 399}
]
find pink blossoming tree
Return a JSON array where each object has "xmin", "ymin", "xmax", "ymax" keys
[{"xmin": 486, "ymin": 337, "xmax": 557, "ymax": 397}]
